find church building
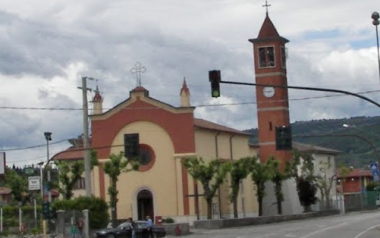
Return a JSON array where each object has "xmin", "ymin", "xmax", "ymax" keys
[
  {"xmin": 53, "ymin": 80, "xmax": 260, "ymax": 223},
  {"xmin": 52, "ymin": 9, "xmax": 339, "ymax": 222}
]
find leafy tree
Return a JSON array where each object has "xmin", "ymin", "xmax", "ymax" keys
[
  {"xmin": 249, "ymin": 157, "xmax": 273, "ymax": 216},
  {"xmin": 184, "ymin": 157, "xmax": 229, "ymax": 219},
  {"xmin": 268, "ymin": 157, "xmax": 292, "ymax": 215},
  {"xmin": 104, "ymin": 151, "xmax": 139, "ymax": 227},
  {"xmin": 290, "ymin": 150, "xmax": 318, "ymax": 212},
  {"xmin": 297, "ymin": 177, "xmax": 317, "ymax": 212},
  {"xmin": 54, "ymin": 160, "xmax": 84, "ymax": 200},
  {"xmin": 90, "ymin": 149, "xmax": 99, "ymax": 169},
  {"xmin": 314, "ymin": 158, "xmax": 335, "ymax": 209},
  {"xmin": 228, "ymin": 157, "xmax": 251, "ymax": 218},
  {"xmin": 53, "ymin": 148, "xmax": 98, "ymax": 200},
  {"xmin": 3, "ymin": 168, "xmax": 27, "ymax": 203}
]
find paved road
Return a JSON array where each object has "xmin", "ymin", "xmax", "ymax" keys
[{"xmin": 176, "ymin": 211, "xmax": 380, "ymax": 238}]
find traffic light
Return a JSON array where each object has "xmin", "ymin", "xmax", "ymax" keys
[
  {"xmin": 209, "ymin": 70, "xmax": 221, "ymax": 98},
  {"xmin": 42, "ymin": 201, "xmax": 50, "ymax": 219},
  {"xmin": 124, "ymin": 133, "xmax": 139, "ymax": 158},
  {"xmin": 275, "ymin": 126, "xmax": 292, "ymax": 150}
]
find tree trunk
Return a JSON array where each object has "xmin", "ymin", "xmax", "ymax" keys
[
  {"xmin": 233, "ymin": 196, "xmax": 238, "ymax": 218},
  {"xmin": 303, "ymin": 205, "xmax": 311, "ymax": 213},
  {"xmin": 206, "ymin": 198, "xmax": 213, "ymax": 220},
  {"xmin": 111, "ymin": 207, "xmax": 117, "ymax": 227},
  {"xmin": 258, "ymin": 195, "xmax": 263, "ymax": 216},
  {"xmin": 325, "ymin": 190, "xmax": 331, "ymax": 209},
  {"xmin": 274, "ymin": 179, "xmax": 283, "ymax": 215},
  {"xmin": 111, "ymin": 179, "xmax": 118, "ymax": 227},
  {"xmin": 276, "ymin": 196, "xmax": 282, "ymax": 215}
]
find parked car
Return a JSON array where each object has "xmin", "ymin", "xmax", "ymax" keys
[{"xmin": 93, "ymin": 220, "xmax": 166, "ymax": 238}]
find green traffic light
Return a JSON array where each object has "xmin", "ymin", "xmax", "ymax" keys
[{"xmin": 212, "ymin": 90, "xmax": 220, "ymax": 98}]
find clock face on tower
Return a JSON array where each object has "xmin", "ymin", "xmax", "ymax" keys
[{"xmin": 263, "ymin": 86, "xmax": 275, "ymax": 98}]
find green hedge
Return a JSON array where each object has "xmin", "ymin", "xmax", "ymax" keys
[{"xmin": 52, "ymin": 196, "xmax": 109, "ymax": 229}]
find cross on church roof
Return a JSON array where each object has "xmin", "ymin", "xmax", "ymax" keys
[
  {"xmin": 130, "ymin": 62, "xmax": 147, "ymax": 87},
  {"xmin": 262, "ymin": 0, "xmax": 271, "ymax": 15}
]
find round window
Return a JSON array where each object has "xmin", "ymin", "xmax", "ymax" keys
[
  {"xmin": 138, "ymin": 144, "xmax": 155, "ymax": 171},
  {"xmin": 140, "ymin": 147, "xmax": 152, "ymax": 166}
]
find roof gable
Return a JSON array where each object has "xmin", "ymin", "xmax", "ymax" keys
[
  {"xmin": 194, "ymin": 118, "xmax": 250, "ymax": 136},
  {"xmin": 91, "ymin": 87, "xmax": 194, "ymax": 121}
]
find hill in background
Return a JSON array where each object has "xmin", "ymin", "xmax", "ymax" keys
[{"xmin": 244, "ymin": 116, "xmax": 380, "ymax": 168}]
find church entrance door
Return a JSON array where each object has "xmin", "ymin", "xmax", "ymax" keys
[{"xmin": 137, "ymin": 189, "xmax": 154, "ymax": 221}]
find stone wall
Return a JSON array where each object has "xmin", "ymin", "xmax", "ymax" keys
[
  {"xmin": 193, "ymin": 210, "xmax": 340, "ymax": 229},
  {"xmin": 162, "ymin": 223, "xmax": 190, "ymax": 236}
]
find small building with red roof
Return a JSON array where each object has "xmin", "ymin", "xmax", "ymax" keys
[{"xmin": 336, "ymin": 168, "xmax": 373, "ymax": 194}]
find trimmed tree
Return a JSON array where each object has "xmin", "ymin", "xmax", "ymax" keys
[
  {"xmin": 249, "ymin": 157, "xmax": 274, "ymax": 216},
  {"xmin": 228, "ymin": 157, "xmax": 251, "ymax": 218},
  {"xmin": 268, "ymin": 157, "xmax": 292, "ymax": 215},
  {"xmin": 55, "ymin": 160, "xmax": 84, "ymax": 200},
  {"xmin": 55, "ymin": 148, "xmax": 99, "ymax": 200},
  {"xmin": 315, "ymin": 158, "xmax": 335, "ymax": 209},
  {"xmin": 290, "ymin": 150, "xmax": 318, "ymax": 212},
  {"xmin": 184, "ymin": 157, "xmax": 229, "ymax": 219},
  {"xmin": 104, "ymin": 151, "xmax": 139, "ymax": 227}
]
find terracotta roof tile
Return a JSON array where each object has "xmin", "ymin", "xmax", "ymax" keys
[
  {"xmin": 249, "ymin": 15, "xmax": 289, "ymax": 44},
  {"xmin": 257, "ymin": 15, "xmax": 280, "ymax": 39},
  {"xmin": 132, "ymin": 86, "xmax": 148, "ymax": 92},
  {"xmin": 180, "ymin": 79, "xmax": 190, "ymax": 95},
  {"xmin": 336, "ymin": 168, "xmax": 373, "ymax": 178},
  {"xmin": 52, "ymin": 146, "xmax": 84, "ymax": 161},
  {"xmin": 0, "ymin": 187, "xmax": 11, "ymax": 195},
  {"xmin": 194, "ymin": 118, "xmax": 250, "ymax": 136},
  {"xmin": 92, "ymin": 86, "xmax": 102, "ymax": 102}
]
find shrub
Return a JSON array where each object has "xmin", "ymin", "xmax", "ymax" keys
[
  {"xmin": 366, "ymin": 181, "xmax": 380, "ymax": 191},
  {"xmin": 162, "ymin": 218, "xmax": 175, "ymax": 223},
  {"xmin": 52, "ymin": 196, "xmax": 109, "ymax": 229}
]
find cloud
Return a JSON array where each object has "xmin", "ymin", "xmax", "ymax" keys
[{"xmin": 0, "ymin": 0, "xmax": 379, "ymax": 166}]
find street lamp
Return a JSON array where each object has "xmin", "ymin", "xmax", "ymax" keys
[
  {"xmin": 372, "ymin": 11, "xmax": 380, "ymax": 83},
  {"xmin": 44, "ymin": 132, "xmax": 52, "ymax": 203},
  {"xmin": 343, "ymin": 123, "xmax": 380, "ymax": 139}
]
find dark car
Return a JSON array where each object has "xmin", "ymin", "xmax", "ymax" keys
[{"xmin": 93, "ymin": 221, "xmax": 166, "ymax": 238}]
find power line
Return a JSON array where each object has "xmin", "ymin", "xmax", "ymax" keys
[
  {"xmin": 1, "ymin": 89, "xmax": 379, "ymax": 111},
  {"xmin": 1, "ymin": 139, "xmax": 70, "ymax": 152}
]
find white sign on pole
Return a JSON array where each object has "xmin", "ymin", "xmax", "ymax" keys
[{"xmin": 28, "ymin": 176, "xmax": 41, "ymax": 191}]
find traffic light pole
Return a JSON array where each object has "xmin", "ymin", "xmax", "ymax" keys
[{"xmin": 219, "ymin": 80, "xmax": 380, "ymax": 109}]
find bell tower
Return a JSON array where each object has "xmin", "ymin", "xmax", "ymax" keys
[
  {"xmin": 249, "ymin": 12, "xmax": 291, "ymax": 168},
  {"xmin": 249, "ymin": 9, "xmax": 302, "ymax": 216}
]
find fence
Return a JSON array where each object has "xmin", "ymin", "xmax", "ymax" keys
[
  {"xmin": 55, "ymin": 210, "xmax": 89, "ymax": 238},
  {"xmin": 0, "ymin": 204, "xmax": 50, "ymax": 236},
  {"xmin": 345, "ymin": 191, "xmax": 378, "ymax": 212}
]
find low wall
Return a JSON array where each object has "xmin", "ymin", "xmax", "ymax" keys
[
  {"xmin": 163, "ymin": 223, "xmax": 190, "ymax": 236},
  {"xmin": 193, "ymin": 210, "xmax": 340, "ymax": 229}
]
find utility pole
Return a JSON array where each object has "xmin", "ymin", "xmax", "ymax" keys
[
  {"xmin": 44, "ymin": 132, "xmax": 52, "ymax": 203},
  {"xmin": 79, "ymin": 77, "xmax": 93, "ymax": 197}
]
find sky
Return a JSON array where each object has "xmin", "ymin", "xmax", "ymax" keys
[{"xmin": 0, "ymin": 0, "xmax": 379, "ymax": 167}]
